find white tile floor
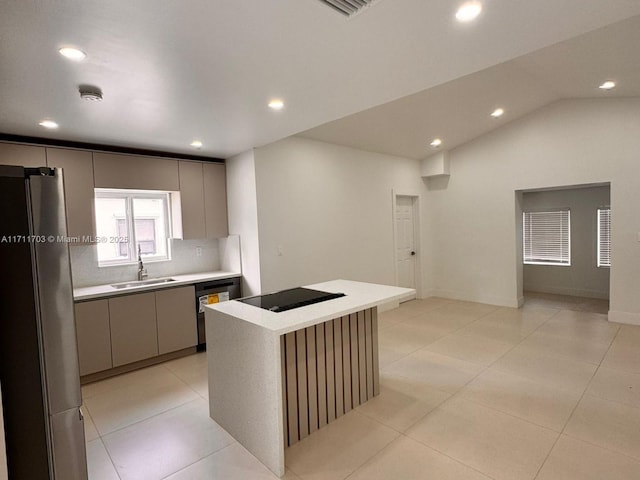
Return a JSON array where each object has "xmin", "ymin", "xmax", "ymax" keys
[{"xmin": 83, "ymin": 294, "xmax": 640, "ymax": 479}]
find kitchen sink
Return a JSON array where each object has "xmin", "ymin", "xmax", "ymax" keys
[{"xmin": 111, "ymin": 278, "xmax": 176, "ymax": 289}]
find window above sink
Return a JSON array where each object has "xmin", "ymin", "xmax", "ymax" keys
[{"xmin": 95, "ymin": 189, "xmax": 172, "ymax": 267}]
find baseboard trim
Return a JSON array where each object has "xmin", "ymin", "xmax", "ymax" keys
[
  {"xmin": 524, "ymin": 285, "xmax": 609, "ymax": 300},
  {"xmin": 431, "ymin": 289, "xmax": 519, "ymax": 308},
  {"xmin": 80, "ymin": 347, "xmax": 197, "ymax": 385},
  {"xmin": 608, "ymin": 310, "xmax": 640, "ymax": 326}
]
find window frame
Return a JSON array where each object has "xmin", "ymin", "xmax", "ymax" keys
[
  {"xmin": 522, "ymin": 208, "xmax": 571, "ymax": 267},
  {"xmin": 597, "ymin": 207, "xmax": 611, "ymax": 268},
  {"xmin": 95, "ymin": 189, "xmax": 172, "ymax": 267}
]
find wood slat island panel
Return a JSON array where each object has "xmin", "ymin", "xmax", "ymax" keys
[{"xmin": 281, "ymin": 307, "xmax": 379, "ymax": 447}]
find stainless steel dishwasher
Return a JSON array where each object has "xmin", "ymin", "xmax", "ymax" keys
[{"xmin": 195, "ymin": 277, "xmax": 241, "ymax": 351}]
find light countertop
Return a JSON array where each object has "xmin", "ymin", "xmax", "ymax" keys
[
  {"xmin": 205, "ymin": 279, "xmax": 415, "ymax": 335},
  {"xmin": 73, "ymin": 270, "xmax": 241, "ymax": 301}
]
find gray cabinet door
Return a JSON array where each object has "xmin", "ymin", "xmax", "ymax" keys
[
  {"xmin": 93, "ymin": 152, "xmax": 179, "ymax": 191},
  {"xmin": 74, "ymin": 300, "xmax": 112, "ymax": 376},
  {"xmin": 156, "ymin": 286, "xmax": 197, "ymax": 354},
  {"xmin": 178, "ymin": 161, "xmax": 206, "ymax": 239},
  {"xmin": 0, "ymin": 142, "xmax": 46, "ymax": 167},
  {"xmin": 46, "ymin": 148, "xmax": 95, "ymax": 240},
  {"xmin": 109, "ymin": 292, "xmax": 158, "ymax": 367},
  {"xmin": 203, "ymin": 163, "xmax": 228, "ymax": 239}
]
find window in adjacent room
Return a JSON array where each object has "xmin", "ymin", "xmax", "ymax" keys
[
  {"xmin": 597, "ymin": 207, "xmax": 611, "ymax": 267},
  {"xmin": 95, "ymin": 189, "xmax": 171, "ymax": 266},
  {"xmin": 523, "ymin": 209, "xmax": 571, "ymax": 266}
]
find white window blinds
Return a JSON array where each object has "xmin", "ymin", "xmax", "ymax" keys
[
  {"xmin": 523, "ymin": 210, "xmax": 571, "ymax": 265},
  {"xmin": 597, "ymin": 208, "xmax": 611, "ymax": 267}
]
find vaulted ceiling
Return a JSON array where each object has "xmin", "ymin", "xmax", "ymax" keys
[
  {"xmin": 1, "ymin": 1, "xmax": 639, "ymax": 158},
  {"xmin": 301, "ymin": 15, "xmax": 640, "ymax": 159}
]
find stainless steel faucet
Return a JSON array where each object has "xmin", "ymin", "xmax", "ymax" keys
[{"xmin": 137, "ymin": 244, "xmax": 148, "ymax": 281}]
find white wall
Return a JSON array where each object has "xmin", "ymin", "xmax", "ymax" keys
[
  {"xmin": 522, "ymin": 186, "xmax": 610, "ymax": 299},
  {"xmin": 226, "ymin": 149, "xmax": 262, "ymax": 296},
  {"xmin": 428, "ymin": 98, "xmax": 640, "ymax": 323},
  {"xmin": 253, "ymin": 136, "xmax": 431, "ymax": 295}
]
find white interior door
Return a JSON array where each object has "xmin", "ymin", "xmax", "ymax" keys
[{"xmin": 395, "ymin": 195, "xmax": 417, "ymax": 289}]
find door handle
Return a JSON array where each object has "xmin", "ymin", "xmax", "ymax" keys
[{"xmin": 410, "ymin": 251, "xmax": 416, "ymax": 256}]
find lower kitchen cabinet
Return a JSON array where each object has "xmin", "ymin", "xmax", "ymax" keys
[
  {"xmin": 109, "ymin": 292, "xmax": 158, "ymax": 367},
  {"xmin": 74, "ymin": 299, "xmax": 112, "ymax": 376},
  {"xmin": 75, "ymin": 286, "xmax": 198, "ymax": 376},
  {"xmin": 156, "ymin": 286, "xmax": 197, "ymax": 354}
]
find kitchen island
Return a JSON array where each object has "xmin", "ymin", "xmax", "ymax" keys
[{"xmin": 205, "ymin": 279, "xmax": 415, "ymax": 477}]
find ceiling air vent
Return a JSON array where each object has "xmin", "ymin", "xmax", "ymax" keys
[{"xmin": 317, "ymin": 0, "xmax": 378, "ymax": 17}]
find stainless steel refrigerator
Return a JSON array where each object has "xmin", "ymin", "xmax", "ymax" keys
[{"xmin": 0, "ymin": 165, "xmax": 88, "ymax": 479}]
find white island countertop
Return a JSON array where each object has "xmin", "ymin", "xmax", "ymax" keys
[
  {"xmin": 206, "ymin": 279, "xmax": 416, "ymax": 335},
  {"xmin": 205, "ymin": 279, "xmax": 416, "ymax": 477},
  {"xmin": 73, "ymin": 270, "xmax": 241, "ymax": 301}
]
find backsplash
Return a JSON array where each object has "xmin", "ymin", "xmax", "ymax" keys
[{"xmin": 70, "ymin": 238, "xmax": 221, "ymax": 288}]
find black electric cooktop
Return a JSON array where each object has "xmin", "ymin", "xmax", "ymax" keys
[{"xmin": 238, "ymin": 287, "xmax": 346, "ymax": 313}]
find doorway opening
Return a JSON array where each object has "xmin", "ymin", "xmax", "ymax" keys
[
  {"xmin": 515, "ymin": 183, "xmax": 610, "ymax": 314},
  {"xmin": 393, "ymin": 194, "xmax": 421, "ymax": 295}
]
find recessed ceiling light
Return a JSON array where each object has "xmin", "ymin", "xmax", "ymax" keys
[
  {"xmin": 599, "ymin": 81, "xmax": 616, "ymax": 90},
  {"xmin": 268, "ymin": 99, "xmax": 284, "ymax": 110},
  {"xmin": 190, "ymin": 140, "xmax": 203, "ymax": 149},
  {"xmin": 456, "ymin": 1, "xmax": 482, "ymax": 23},
  {"xmin": 430, "ymin": 138, "xmax": 442, "ymax": 148},
  {"xmin": 490, "ymin": 108, "xmax": 505, "ymax": 118},
  {"xmin": 39, "ymin": 120, "xmax": 59, "ymax": 129},
  {"xmin": 58, "ymin": 47, "xmax": 86, "ymax": 61}
]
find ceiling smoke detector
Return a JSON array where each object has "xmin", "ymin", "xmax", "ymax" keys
[
  {"xmin": 318, "ymin": 0, "xmax": 379, "ymax": 17},
  {"xmin": 79, "ymin": 85, "xmax": 103, "ymax": 102}
]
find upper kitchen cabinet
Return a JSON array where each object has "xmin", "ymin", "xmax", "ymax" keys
[
  {"xmin": 46, "ymin": 148, "xmax": 95, "ymax": 239},
  {"xmin": 203, "ymin": 163, "xmax": 228, "ymax": 239},
  {"xmin": 93, "ymin": 152, "xmax": 179, "ymax": 191},
  {"xmin": 0, "ymin": 142, "xmax": 46, "ymax": 167},
  {"xmin": 178, "ymin": 161, "xmax": 206, "ymax": 239}
]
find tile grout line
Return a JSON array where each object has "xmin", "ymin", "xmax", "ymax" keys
[
  {"xmin": 581, "ymin": 388, "xmax": 640, "ymax": 411},
  {"xmin": 397, "ymin": 429, "xmax": 499, "ymax": 480},
  {"xmin": 341, "ymin": 416, "xmax": 499, "ymax": 480},
  {"xmin": 88, "ymin": 299, "xmax": 618, "ymax": 480},
  {"xmin": 379, "ymin": 306, "xmax": 561, "ymax": 434},
  {"xmin": 449, "ymin": 310, "xmax": 591, "ymax": 431},
  {"xmin": 100, "ymin": 398, "xmax": 239, "ymax": 480},
  {"xmin": 386, "ymin": 301, "xmax": 636, "ymax": 480},
  {"xmin": 90, "ymin": 360, "xmax": 206, "ymax": 438},
  {"xmin": 310, "ymin": 300, "xmax": 600, "ymax": 477},
  {"xmin": 355, "ymin": 383, "xmax": 452, "ymax": 434},
  {"xmin": 97, "ymin": 394, "xmax": 203, "ymax": 439},
  {"xmin": 531, "ymin": 310, "xmax": 622, "ymax": 480},
  {"xmin": 158, "ymin": 442, "xmax": 240, "ymax": 480},
  {"xmin": 380, "ymin": 304, "xmax": 506, "ymax": 373},
  {"xmin": 163, "ymin": 360, "xmax": 209, "ymax": 399},
  {"xmin": 557, "ymin": 322, "xmax": 640, "ymax": 465},
  {"xmin": 286, "ymin": 410, "xmax": 397, "ymax": 480},
  {"xmin": 89, "ymin": 437, "xmax": 123, "ymax": 480},
  {"xmin": 379, "ymin": 305, "xmax": 590, "ymax": 480},
  {"xmin": 81, "ymin": 363, "xmax": 176, "ymax": 400},
  {"xmin": 561, "ymin": 427, "xmax": 640, "ymax": 464}
]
